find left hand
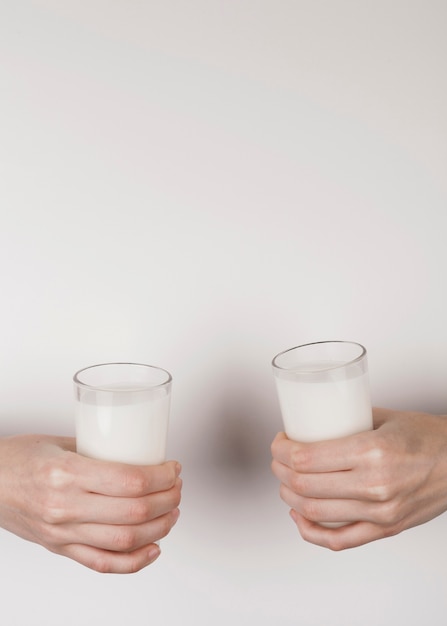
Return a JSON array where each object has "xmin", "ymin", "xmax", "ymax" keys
[{"xmin": 270, "ymin": 408, "xmax": 447, "ymax": 550}]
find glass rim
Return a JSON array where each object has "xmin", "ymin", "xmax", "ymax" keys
[
  {"xmin": 272, "ymin": 340, "xmax": 367, "ymax": 374},
  {"xmin": 73, "ymin": 362, "xmax": 172, "ymax": 392}
]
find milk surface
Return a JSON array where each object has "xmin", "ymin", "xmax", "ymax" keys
[
  {"xmin": 275, "ymin": 363, "xmax": 372, "ymax": 443},
  {"xmin": 75, "ymin": 391, "xmax": 170, "ymax": 465}
]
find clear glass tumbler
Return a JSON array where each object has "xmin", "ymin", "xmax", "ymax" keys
[
  {"xmin": 272, "ymin": 341, "xmax": 372, "ymax": 443},
  {"xmin": 74, "ymin": 362, "xmax": 172, "ymax": 465}
]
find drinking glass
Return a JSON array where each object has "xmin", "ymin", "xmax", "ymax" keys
[
  {"xmin": 73, "ymin": 362, "xmax": 172, "ymax": 465},
  {"xmin": 272, "ymin": 341, "xmax": 372, "ymax": 443}
]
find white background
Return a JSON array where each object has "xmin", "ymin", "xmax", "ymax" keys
[{"xmin": 0, "ymin": 1, "xmax": 446, "ymax": 624}]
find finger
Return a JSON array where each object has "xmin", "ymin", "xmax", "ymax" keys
[
  {"xmin": 272, "ymin": 459, "xmax": 364, "ymax": 499},
  {"xmin": 272, "ymin": 431, "xmax": 370, "ymax": 473},
  {"xmin": 280, "ymin": 485, "xmax": 377, "ymax": 525},
  {"xmin": 60, "ymin": 541, "xmax": 162, "ymax": 574},
  {"xmin": 73, "ymin": 456, "xmax": 181, "ymax": 497},
  {"xmin": 44, "ymin": 477, "xmax": 182, "ymax": 525},
  {"xmin": 76, "ymin": 479, "xmax": 182, "ymax": 524},
  {"xmin": 59, "ymin": 508, "xmax": 181, "ymax": 553},
  {"xmin": 290, "ymin": 510, "xmax": 392, "ymax": 550}
]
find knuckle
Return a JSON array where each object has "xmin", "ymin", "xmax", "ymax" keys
[
  {"xmin": 123, "ymin": 468, "xmax": 147, "ymax": 496},
  {"xmin": 127, "ymin": 499, "xmax": 153, "ymax": 524},
  {"xmin": 270, "ymin": 438, "xmax": 280, "ymax": 457},
  {"xmin": 36, "ymin": 467, "xmax": 74, "ymax": 525},
  {"xmin": 374, "ymin": 500, "xmax": 402, "ymax": 526},
  {"xmin": 171, "ymin": 464, "xmax": 181, "ymax": 487},
  {"xmin": 301, "ymin": 498, "xmax": 321, "ymax": 522},
  {"xmin": 298, "ymin": 524, "xmax": 348, "ymax": 552},
  {"xmin": 126, "ymin": 558, "xmax": 146, "ymax": 575},
  {"xmin": 158, "ymin": 514, "xmax": 174, "ymax": 539},
  {"xmin": 41, "ymin": 504, "xmax": 67, "ymax": 525},
  {"xmin": 290, "ymin": 473, "xmax": 308, "ymax": 495},
  {"xmin": 35, "ymin": 459, "xmax": 76, "ymax": 524},
  {"xmin": 326, "ymin": 535, "xmax": 348, "ymax": 552},
  {"xmin": 89, "ymin": 555, "xmax": 113, "ymax": 574},
  {"xmin": 112, "ymin": 527, "xmax": 137, "ymax": 552},
  {"xmin": 367, "ymin": 482, "xmax": 393, "ymax": 503},
  {"xmin": 271, "ymin": 459, "xmax": 283, "ymax": 481},
  {"xmin": 172, "ymin": 483, "xmax": 182, "ymax": 508},
  {"xmin": 290, "ymin": 447, "xmax": 312, "ymax": 472},
  {"xmin": 40, "ymin": 493, "xmax": 69, "ymax": 524},
  {"xmin": 279, "ymin": 483, "xmax": 291, "ymax": 505},
  {"xmin": 365, "ymin": 434, "xmax": 391, "ymax": 467},
  {"xmin": 364, "ymin": 468, "xmax": 395, "ymax": 503},
  {"xmin": 173, "ymin": 490, "xmax": 182, "ymax": 509},
  {"xmin": 88, "ymin": 552, "xmax": 146, "ymax": 575},
  {"xmin": 161, "ymin": 462, "xmax": 177, "ymax": 487},
  {"xmin": 39, "ymin": 457, "xmax": 75, "ymax": 491},
  {"xmin": 363, "ymin": 437, "xmax": 396, "ymax": 502}
]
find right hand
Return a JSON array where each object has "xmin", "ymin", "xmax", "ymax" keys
[{"xmin": 0, "ymin": 434, "xmax": 182, "ymax": 573}]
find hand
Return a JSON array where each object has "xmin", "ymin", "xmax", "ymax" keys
[
  {"xmin": 0, "ymin": 435, "xmax": 182, "ymax": 573},
  {"xmin": 271, "ymin": 408, "xmax": 447, "ymax": 550}
]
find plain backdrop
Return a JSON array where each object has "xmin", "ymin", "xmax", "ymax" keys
[{"xmin": 0, "ymin": 1, "xmax": 446, "ymax": 624}]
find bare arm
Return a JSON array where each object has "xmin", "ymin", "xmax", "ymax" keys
[
  {"xmin": 0, "ymin": 434, "xmax": 182, "ymax": 573},
  {"xmin": 271, "ymin": 408, "xmax": 447, "ymax": 550}
]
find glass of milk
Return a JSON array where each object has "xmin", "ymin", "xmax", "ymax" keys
[
  {"xmin": 272, "ymin": 341, "xmax": 372, "ymax": 527},
  {"xmin": 272, "ymin": 341, "xmax": 372, "ymax": 443},
  {"xmin": 73, "ymin": 362, "xmax": 172, "ymax": 465}
]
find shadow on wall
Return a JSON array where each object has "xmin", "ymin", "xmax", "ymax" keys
[{"xmin": 210, "ymin": 383, "xmax": 280, "ymax": 477}]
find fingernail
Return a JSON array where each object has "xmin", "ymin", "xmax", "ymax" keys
[
  {"xmin": 289, "ymin": 509, "xmax": 298, "ymax": 524},
  {"xmin": 175, "ymin": 463, "xmax": 182, "ymax": 476},
  {"xmin": 148, "ymin": 544, "xmax": 161, "ymax": 561}
]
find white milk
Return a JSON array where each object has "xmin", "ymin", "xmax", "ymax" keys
[
  {"xmin": 275, "ymin": 364, "xmax": 372, "ymax": 443},
  {"xmin": 75, "ymin": 391, "xmax": 170, "ymax": 465}
]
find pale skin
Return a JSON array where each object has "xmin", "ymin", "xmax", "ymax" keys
[
  {"xmin": 271, "ymin": 408, "xmax": 447, "ymax": 550},
  {"xmin": 0, "ymin": 435, "xmax": 182, "ymax": 573}
]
